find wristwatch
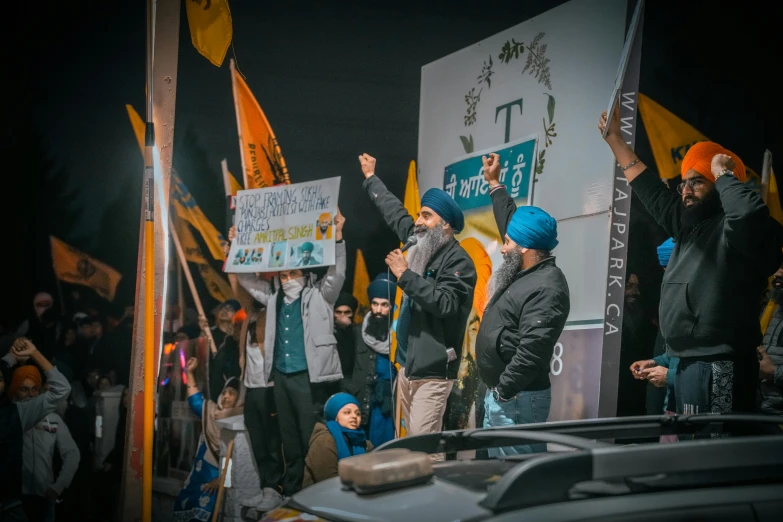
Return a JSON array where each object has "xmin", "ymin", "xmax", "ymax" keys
[
  {"xmin": 715, "ymin": 169, "xmax": 734, "ymax": 181},
  {"xmin": 491, "ymin": 387, "xmax": 508, "ymax": 402}
]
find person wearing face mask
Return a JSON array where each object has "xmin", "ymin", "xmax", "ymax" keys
[
  {"xmin": 758, "ymin": 265, "xmax": 783, "ymax": 416},
  {"xmin": 230, "ymin": 209, "xmax": 346, "ymax": 496},
  {"xmin": 11, "ymin": 366, "xmax": 80, "ymax": 522},
  {"xmin": 302, "ymin": 392, "xmax": 371, "ymax": 487}
]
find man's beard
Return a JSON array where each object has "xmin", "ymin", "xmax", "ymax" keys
[
  {"xmin": 681, "ymin": 188, "xmax": 721, "ymax": 230},
  {"xmin": 406, "ymin": 222, "xmax": 452, "ymax": 276},
  {"xmin": 772, "ymin": 287, "xmax": 783, "ymax": 307},
  {"xmin": 365, "ymin": 312, "xmax": 390, "ymax": 342},
  {"xmin": 489, "ymin": 248, "xmax": 523, "ymax": 301}
]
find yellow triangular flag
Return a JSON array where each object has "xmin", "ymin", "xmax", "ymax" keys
[
  {"xmin": 767, "ymin": 167, "xmax": 783, "ymax": 226},
  {"xmin": 171, "ymin": 173, "xmax": 229, "ymax": 261},
  {"xmin": 126, "ymin": 104, "xmax": 145, "ymax": 154},
  {"xmin": 185, "ymin": 0, "xmax": 233, "ymax": 67},
  {"xmin": 227, "ymin": 170, "xmax": 242, "ymax": 196},
  {"xmin": 352, "ymin": 249, "xmax": 371, "ymax": 324},
  {"xmin": 50, "ymin": 236, "xmax": 122, "ymax": 301},
  {"xmin": 638, "ymin": 94, "xmax": 708, "ymax": 181}
]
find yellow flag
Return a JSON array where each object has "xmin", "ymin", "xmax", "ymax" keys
[
  {"xmin": 352, "ymin": 249, "xmax": 371, "ymax": 324},
  {"xmin": 176, "ymin": 217, "xmax": 233, "ymax": 302},
  {"xmin": 390, "ymin": 161, "xmax": 420, "ymax": 365},
  {"xmin": 171, "ymin": 173, "xmax": 228, "ymax": 261},
  {"xmin": 50, "ymin": 236, "xmax": 122, "ymax": 301},
  {"xmin": 231, "ymin": 61, "xmax": 291, "ymax": 189},
  {"xmin": 185, "ymin": 0, "xmax": 233, "ymax": 67},
  {"xmin": 638, "ymin": 94, "xmax": 709, "ymax": 181},
  {"xmin": 227, "ymin": 169, "xmax": 242, "ymax": 196},
  {"xmin": 767, "ymin": 167, "xmax": 783, "ymax": 226},
  {"xmin": 126, "ymin": 104, "xmax": 145, "ymax": 154},
  {"xmin": 176, "ymin": 217, "xmax": 208, "ymax": 265}
]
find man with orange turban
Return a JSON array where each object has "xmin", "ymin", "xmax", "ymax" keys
[{"xmin": 599, "ymin": 107, "xmax": 783, "ymax": 418}]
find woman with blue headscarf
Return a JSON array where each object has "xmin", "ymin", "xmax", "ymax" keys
[{"xmin": 302, "ymin": 393, "xmax": 372, "ymax": 487}]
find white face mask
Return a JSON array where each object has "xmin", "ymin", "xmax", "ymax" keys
[{"xmin": 281, "ymin": 277, "xmax": 305, "ymax": 303}]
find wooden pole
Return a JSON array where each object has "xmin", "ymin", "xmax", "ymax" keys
[
  {"xmin": 169, "ymin": 215, "xmax": 216, "ymax": 349},
  {"xmin": 229, "ymin": 60, "xmax": 250, "ymax": 190},
  {"xmin": 212, "ymin": 438, "xmax": 235, "ymax": 522},
  {"xmin": 761, "ymin": 149, "xmax": 773, "ymax": 204}
]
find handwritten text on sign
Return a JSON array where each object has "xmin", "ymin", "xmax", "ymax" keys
[{"xmin": 225, "ymin": 177, "xmax": 341, "ymax": 273}]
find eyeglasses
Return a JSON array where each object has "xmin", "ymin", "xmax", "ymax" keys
[{"xmin": 676, "ymin": 178, "xmax": 707, "ymax": 195}]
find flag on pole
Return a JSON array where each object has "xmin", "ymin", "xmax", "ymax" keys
[
  {"xmin": 175, "ymin": 216, "xmax": 233, "ymax": 302},
  {"xmin": 50, "ymin": 236, "xmax": 122, "ymax": 301},
  {"xmin": 390, "ymin": 161, "xmax": 421, "ymax": 366},
  {"xmin": 231, "ymin": 60, "xmax": 291, "ymax": 189},
  {"xmin": 221, "ymin": 159, "xmax": 243, "ymax": 196},
  {"xmin": 352, "ymin": 249, "xmax": 371, "ymax": 324},
  {"xmin": 767, "ymin": 166, "xmax": 783, "ymax": 226},
  {"xmin": 184, "ymin": 0, "xmax": 233, "ymax": 67},
  {"xmin": 126, "ymin": 104, "xmax": 145, "ymax": 153},
  {"xmin": 171, "ymin": 173, "xmax": 228, "ymax": 261}
]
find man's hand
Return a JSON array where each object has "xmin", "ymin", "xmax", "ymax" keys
[
  {"xmin": 598, "ymin": 103, "xmax": 622, "ymax": 141},
  {"xmin": 186, "ymin": 357, "xmax": 199, "ymax": 374},
  {"xmin": 711, "ymin": 153, "xmax": 736, "ymax": 178},
  {"xmin": 45, "ymin": 488, "xmax": 59, "ymax": 503},
  {"xmin": 12, "ymin": 338, "xmax": 37, "ymax": 362},
  {"xmin": 201, "ymin": 477, "xmax": 221, "ymax": 495},
  {"xmin": 358, "ymin": 153, "xmax": 376, "ymax": 179},
  {"xmin": 385, "ymin": 249, "xmax": 408, "ymax": 278},
  {"xmin": 641, "ymin": 366, "xmax": 668, "ymax": 388},
  {"xmin": 198, "ymin": 315, "xmax": 209, "ymax": 333},
  {"xmin": 758, "ymin": 346, "xmax": 775, "ymax": 381},
  {"xmin": 481, "ymin": 153, "xmax": 502, "ymax": 188},
  {"xmin": 334, "ymin": 208, "xmax": 345, "ymax": 242},
  {"xmin": 630, "ymin": 359, "xmax": 655, "ymax": 379},
  {"xmin": 228, "ymin": 225, "xmax": 237, "ymax": 242}
]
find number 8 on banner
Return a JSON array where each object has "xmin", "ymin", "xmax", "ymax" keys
[{"xmin": 550, "ymin": 342, "xmax": 563, "ymax": 376}]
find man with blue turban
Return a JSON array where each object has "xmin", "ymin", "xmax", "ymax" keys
[
  {"xmin": 359, "ymin": 153, "xmax": 476, "ymax": 441},
  {"xmin": 296, "ymin": 241, "xmax": 319, "ymax": 267},
  {"xmin": 475, "ymin": 153, "xmax": 571, "ymax": 456}
]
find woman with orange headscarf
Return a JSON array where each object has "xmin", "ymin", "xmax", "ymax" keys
[{"xmin": 599, "ymin": 106, "xmax": 783, "ymax": 418}]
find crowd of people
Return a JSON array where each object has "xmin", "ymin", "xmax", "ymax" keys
[{"xmin": 3, "ymin": 106, "xmax": 783, "ymax": 521}]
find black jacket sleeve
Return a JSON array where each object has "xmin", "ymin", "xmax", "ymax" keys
[
  {"xmin": 490, "ymin": 186, "xmax": 517, "ymax": 239},
  {"xmin": 716, "ymin": 174, "xmax": 773, "ymax": 253},
  {"xmin": 363, "ymin": 175, "xmax": 415, "ymax": 243},
  {"xmin": 629, "ymin": 168, "xmax": 683, "ymax": 239},
  {"xmin": 496, "ymin": 287, "xmax": 569, "ymax": 398},
  {"xmin": 397, "ymin": 249, "xmax": 476, "ymax": 319}
]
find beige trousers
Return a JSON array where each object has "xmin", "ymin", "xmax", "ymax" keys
[{"xmin": 397, "ymin": 366, "xmax": 454, "ymax": 437}]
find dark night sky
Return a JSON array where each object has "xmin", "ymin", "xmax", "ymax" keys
[{"xmin": 4, "ymin": 0, "xmax": 781, "ymax": 309}]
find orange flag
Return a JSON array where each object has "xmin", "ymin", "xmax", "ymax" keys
[
  {"xmin": 184, "ymin": 0, "xmax": 233, "ymax": 67},
  {"xmin": 50, "ymin": 236, "xmax": 122, "ymax": 301},
  {"xmin": 230, "ymin": 59, "xmax": 291, "ymax": 189}
]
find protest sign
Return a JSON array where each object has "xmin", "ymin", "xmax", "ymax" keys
[{"xmin": 225, "ymin": 177, "xmax": 341, "ymax": 273}]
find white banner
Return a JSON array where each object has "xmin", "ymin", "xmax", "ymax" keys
[{"xmin": 225, "ymin": 178, "xmax": 341, "ymax": 273}]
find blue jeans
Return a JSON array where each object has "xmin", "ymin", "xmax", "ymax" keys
[{"xmin": 483, "ymin": 387, "xmax": 551, "ymax": 457}]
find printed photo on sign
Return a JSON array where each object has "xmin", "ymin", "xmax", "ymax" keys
[
  {"xmin": 268, "ymin": 242, "xmax": 287, "ymax": 269},
  {"xmin": 225, "ymin": 177, "xmax": 340, "ymax": 273},
  {"xmin": 289, "ymin": 241, "xmax": 324, "ymax": 268}
]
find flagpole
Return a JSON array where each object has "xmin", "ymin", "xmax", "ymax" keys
[
  {"xmin": 169, "ymin": 214, "xmax": 216, "ymax": 350},
  {"xmin": 177, "ymin": 257, "xmax": 185, "ymax": 327},
  {"xmin": 229, "ymin": 59, "xmax": 250, "ymax": 189},
  {"xmin": 761, "ymin": 149, "xmax": 773, "ymax": 204}
]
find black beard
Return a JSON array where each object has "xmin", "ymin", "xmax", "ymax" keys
[
  {"xmin": 772, "ymin": 287, "xmax": 783, "ymax": 307},
  {"xmin": 680, "ymin": 188, "xmax": 721, "ymax": 231},
  {"xmin": 489, "ymin": 248, "xmax": 523, "ymax": 300},
  {"xmin": 365, "ymin": 313, "xmax": 390, "ymax": 341}
]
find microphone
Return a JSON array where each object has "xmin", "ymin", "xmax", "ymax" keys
[{"xmin": 400, "ymin": 236, "xmax": 418, "ymax": 252}]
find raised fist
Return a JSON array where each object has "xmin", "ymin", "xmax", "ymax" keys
[{"xmin": 358, "ymin": 153, "xmax": 376, "ymax": 179}]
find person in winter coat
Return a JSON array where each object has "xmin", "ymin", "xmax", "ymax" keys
[
  {"xmin": 231, "ymin": 210, "xmax": 346, "ymax": 495},
  {"xmin": 359, "ymin": 153, "xmax": 476, "ymax": 439},
  {"xmin": 475, "ymin": 153, "xmax": 570, "ymax": 456},
  {"xmin": 344, "ymin": 274, "xmax": 397, "ymax": 447},
  {"xmin": 758, "ymin": 265, "xmax": 783, "ymax": 415},
  {"xmin": 174, "ymin": 358, "xmax": 244, "ymax": 522},
  {"xmin": 1, "ymin": 338, "xmax": 71, "ymax": 522},
  {"xmin": 600, "ymin": 108, "xmax": 783, "ymax": 415},
  {"xmin": 303, "ymin": 393, "xmax": 372, "ymax": 488},
  {"xmin": 10, "ymin": 366, "xmax": 80, "ymax": 522}
]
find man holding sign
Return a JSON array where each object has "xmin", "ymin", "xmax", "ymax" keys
[
  {"xmin": 231, "ymin": 208, "xmax": 346, "ymax": 496},
  {"xmin": 359, "ymin": 153, "xmax": 476, "ymax": 442}
]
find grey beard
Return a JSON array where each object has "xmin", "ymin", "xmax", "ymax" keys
[
  {"xmin": 406, "ymin": 222, "xmax": 452, "ymax": 276},
  {"xmin": 489, "ymin": 248, "xmax": 523, "ymax": 301}
]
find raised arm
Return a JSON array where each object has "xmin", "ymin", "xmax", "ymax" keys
[
  {"xmin": 599, "ymin": 107, "xmax": 683, "ymax": 238},
  {"xmin": 359, "ymin": 154, "xmax": 416, "ymax": 243},
  {"xmin": 316, "ymin": 210, "xmax": 347, "ymax": 305},
  {"xmin": 482, "ymin": 153, "xmax": 518, "ymax": 239},
  {"xmin": 184, "ymin": 357, "xmax": 205, "ymax": 419},
  {"xmin": 10, "ymin": 339, "xmax": 71, "ymax": 432}
]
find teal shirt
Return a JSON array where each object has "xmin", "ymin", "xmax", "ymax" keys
[{"xmin": 274, "ymin": 298, "xmax": 308, "ymax": 374}]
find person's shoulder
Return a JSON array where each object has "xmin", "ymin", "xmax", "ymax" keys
[{"xmin": 309, "ymin": 422, "xmax": 333, "ymax": 446}]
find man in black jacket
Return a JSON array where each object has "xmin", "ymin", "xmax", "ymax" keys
[
  {"xmin": 599, "ymin": 107, "xmax": 783, "ymax": 415},
  {"xmin": 359, "ymin": 153, "xmax": 476, "ymax": 438},
  {"xmin": 475, "ymin": 153, "xmax": 570, "ymax": 455}
]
